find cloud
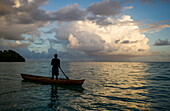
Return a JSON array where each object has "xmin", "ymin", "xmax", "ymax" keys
[
  {"xmin": 87, "ymin": 16, "xmax": 114, "ymax": 26},
  {"xmin": 68, "ymin": 32, "xmax": 106, "ymax": 53},
  {"xmin": 0, "ymin": 0, "xmax": 167, "ymax": 44},
  {"xmin": 123, "ymin": 6, "xmax": 133, "ymax": 10},
  {"xmin": 55, "ymin": 3, "xmax": 87, "ymax": 21},
  {"xmin": 68, "ymin": 34, "xmax": 79, "ymax": 49},
  {"xmin": 0, "ymin": 1, "xmax": 86, "ymax": 49},
  {"xmin": 0, "ymin": 2, "xmax": 13, "ymax": 15},
  {"xmin": 0, "ymin": 38, "xmax": 30, "ymax": 49},
  {"xmin": 0, "ymin": 0, "xmax": 169, "ymax": 61},
  {"xmin": 87, "ymin": 0, "xmax": 123, "ymax": 16},
  {"xmin": 154, "ymin": 39, "xmax": 170, "ymax": 46},
  {"xmin": 15, "ymin": 47, "xmax": 91, "ymax": 61},
  {"xmin": 139, "ymin": 22, "xmax": 170, "ymax": 33},
  {"xmin": 0, "ymin": 0, "xmax": 51, "ymax": 48},
  {"xmin": 56, "ymin": 15, "xmax": 151, "ymax": 57}
]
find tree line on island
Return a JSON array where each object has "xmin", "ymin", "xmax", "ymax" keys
[{"xmin": 0, "ymin": 50, "xmax": 25, "ymax": 62}]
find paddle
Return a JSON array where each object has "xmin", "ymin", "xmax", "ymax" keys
[{"xmin": 59, "ymin": 67, "xmax": 69, "ymax": 79}]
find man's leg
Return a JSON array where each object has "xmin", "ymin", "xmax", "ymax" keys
[
  {"xmin": 56, "ymin": 68, "xmax": 59, "ymax": 80},
  {"xmin": 56, "ymin": 75, "xmax": 58, "ymax": 80},
  {"xmin": 52, "ymin": 74, "xmax": 54, "ymax": 80},
  {"xmin": 52, "ymin": 67, "xmax": 55, "ymax": 80}
]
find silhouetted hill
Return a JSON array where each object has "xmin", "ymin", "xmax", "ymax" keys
[{"xmin": 0, "ymin": 50, "xmax": 25, "ymax": 62}]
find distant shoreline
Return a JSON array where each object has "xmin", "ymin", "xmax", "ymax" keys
[{"xmin": 0, "ymin": 50, "xmax": 25, "ymax": 62}]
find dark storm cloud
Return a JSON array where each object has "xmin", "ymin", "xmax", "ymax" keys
[{"xmin": 154, "ymin": 39, "xmax": 170, "ymax": 46}]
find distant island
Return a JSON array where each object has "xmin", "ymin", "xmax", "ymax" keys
[{"xmin": 0, "ymin": 50, "xmax": 25, "ymax": 62}]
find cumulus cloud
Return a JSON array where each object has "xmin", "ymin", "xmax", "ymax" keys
[
  {"xmin": 0, "ymin": 0, "xmax": 168, "ymax": 41},
  {"xmin": 0, "ymin": 0, "xmax": 86, "ymax": 49},
  {"xmin": 154, "ymin": 39, "xmax": 170, "ymax": 46},
  {"xmin": 56, "ymin": 15, "xmax": 151, "ymax": 56},
  {"xmin": 0, "ymin": 0, "xmax": 169, "ymax": 61}
]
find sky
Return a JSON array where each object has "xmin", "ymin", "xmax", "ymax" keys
[{"xmin": 0, "ymin": 0, "xmax": 170, "ymax": 62}]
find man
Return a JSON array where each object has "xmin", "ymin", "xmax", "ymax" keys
[{"xmin": 51, "ymin": 54, "xmax": 60, "ymax": 80}]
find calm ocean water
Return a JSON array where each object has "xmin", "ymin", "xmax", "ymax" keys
[{"xmin": 0, "ymin": 62, "xmax": 170, "ymax": 111}]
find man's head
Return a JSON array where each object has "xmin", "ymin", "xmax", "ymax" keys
[{"xmin": 54, "ymin": 54, "xmax": 58, "ymax": 58}]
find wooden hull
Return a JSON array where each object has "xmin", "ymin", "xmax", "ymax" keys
[{"xmin": 21, "ymin": 73, "xmax": 85, "ymax": 85}]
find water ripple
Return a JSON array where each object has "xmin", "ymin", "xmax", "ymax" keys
[{"xmin": 0, "ymin": 62, "xmax": 170, "ymax": 110}]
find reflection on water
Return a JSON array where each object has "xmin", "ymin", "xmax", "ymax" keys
[
  {"xmin": 48, "ymin": 85, "xmax": 60, "ymax": 110},
  {"xmin": 69, "ymin": 62, "xmax": 151, "ymax": 110},
  {"xmin": 47, "ymin": 85, "xmax": 84, "ymax": 110},
  {"xmin": 0, "ymin": 62, "xmax": 170, "ymax": 110}
]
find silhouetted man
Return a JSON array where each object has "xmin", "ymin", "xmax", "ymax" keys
[{"xmin": 51, "ymin": 54, "xmax": 60, "ymax": 80}]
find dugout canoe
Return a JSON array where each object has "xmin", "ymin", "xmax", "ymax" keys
[{"xmin": 21, "ymin": 73, "xmax": 85, "ymax": 85}]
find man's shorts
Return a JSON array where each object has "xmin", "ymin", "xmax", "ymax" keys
[{"xmin": 52, "ymin": 67, "xmax": 59, "ymax": 75}]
